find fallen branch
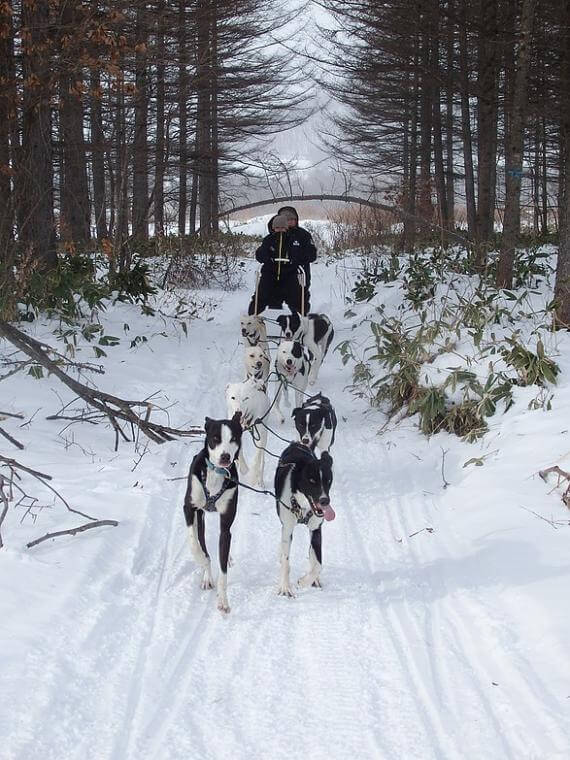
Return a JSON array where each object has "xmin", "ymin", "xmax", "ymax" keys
[
  {"xmin": 0, "ymin": 454, "xmax": 96, "ymax": 520},
  {"xmin": 408, "ymin": 527, "xmax": 435, "ymax": 539},
  {"xmin": 0, "ymin": 321, "xmax": 203, "ymax": 448},
  {"xmin": 539, "ymin": 465, "xmax": 570, "ymax": 507},
  {"xmin": 26, "ymin": 519, "xmax": 119, "ymax": 548},
  {"xmin": 440, "ymin": 447, "xmax": 450, "ymax": 489},
  {"xmin": 520, "ymin": 505, "xmax": 570, "ymax": 529},
  {"xmin": 0, "ymin": 425, "xmax": 24, "ymax": 450},
  {"xmin": 215, "ymin": 194, "xmax": 469, "ymax": 246},
  {"xmin": 0, "ymin": 475, "xmax": 9, "ymax": 548}
]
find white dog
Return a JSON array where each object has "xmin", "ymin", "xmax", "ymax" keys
[
  {"xmin": 244, "ymin": 344, "xmax": 270, "ymax": 383},
  {"xmin": 240, "ymin": 314, "xmax": 268, "ymax": 346},
  {"xmin": 226, "ymin": 377, "xmax": 270, "ymax": 486},
  {"xmin": 274, "ymin": 340, "xmax": 312, "ymax": 423},
  {"xmin": 276, "ymin": 313, "xmax": 334, "ymax": 385}
]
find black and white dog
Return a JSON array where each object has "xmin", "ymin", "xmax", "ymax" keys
[
  {"xmin": 183, "ymin": 413, "xmax": 242, "ymax": 614},
  {"xmin": 274, "ymin": 442, "xmax": 335, "ymax": 597},
  {"xmin": 292, "ymin": 393, "xmax": 337, "ymax": 453},
  {"xmin": 240, "ymin": 314, "xmax": 267, "ymax": 347},
  {"xmin": 277, "ymin": 312, "xmax": 334, "ymax": 386},
  {"xmin": 274, "ymin": 339, "xmax": 312, "ymax": 423}
]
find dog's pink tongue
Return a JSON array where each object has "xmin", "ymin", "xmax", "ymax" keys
[{"xmin": 323, "ymin": 504, "xmax": 336, "ymax": 521}]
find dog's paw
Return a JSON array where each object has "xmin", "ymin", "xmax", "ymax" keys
[
  {"xmin": 308, "ymin": 379, "xmax": 316, "ymax": 386},
  {"xmin": 277, "ymin": 586, "xmax": 296, "ymax": 598},
  {"xmin": 298, "ymin": 573, "xmax": 322, "ymax": 589},
  {"xmin": 217, "ymin": 597, "xmax": 231, "ymax": 614},
  {"xmin": 201, "ymin": 575, "xmax": 215, "ymax": 591}
]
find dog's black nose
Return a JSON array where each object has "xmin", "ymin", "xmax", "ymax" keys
[
  {"xmin": 286, "ymin": 358, "xmax": 292, "ymax": 365},
  {"xmin": 302, "ymin": 437, "xmax": 310, "ymax": 445},
  {"xmin": 318, "ymin": 496, "xmax": 330, "ymax": 507},
  {"xmin": 256, "ymin": 361, "xmax": 262, "ymax": 367},
  {"xmin": 219, "ymin": 453, "xmax": 231, "ymax": 465}
]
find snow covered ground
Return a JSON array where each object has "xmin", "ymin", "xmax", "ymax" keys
[
  {"xmin": 227, "ymin": 214, "xmax": 336, "ymax": 246},
  {"xmin": 1, "ymin": 248, "xmax": 569, "ymax": 759}
]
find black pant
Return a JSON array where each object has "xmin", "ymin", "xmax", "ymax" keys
[{"xmin": 247, "ymin": 270, "xmax": 310, "ymax": 315}]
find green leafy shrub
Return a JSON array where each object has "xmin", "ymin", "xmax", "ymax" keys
[{"xmin": 501, "ymin": 337, "xmax": 559, "ymax": 386}]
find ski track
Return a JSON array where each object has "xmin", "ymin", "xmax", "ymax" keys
[{"xmin": 4, "ymin": 278, "xmax": 570, "ymax": 760}]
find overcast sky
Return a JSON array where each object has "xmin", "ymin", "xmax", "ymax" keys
[{"xmin": 229, "ymin": 1, "xmax": 342, "ymax": 216}]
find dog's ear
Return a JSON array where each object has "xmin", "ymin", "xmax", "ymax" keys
[
  {"xmin": 231, "ymin": 410, "xmax": 243, "ymax": 428},
  {"xmin": 291, "ymin": 407, "xmax": 301, "ymax": 418},
  {"xmin": 276, "ymin": 315, "xmax": 286, "ymax": 329},
  {"xmin": 204, "ymin": 416, "xmax": 213, "ymax": 433}
]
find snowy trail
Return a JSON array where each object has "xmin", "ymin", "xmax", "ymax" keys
[{"xmin": 2, "ymin": 260, "xmax": 570, "ymax": 760}]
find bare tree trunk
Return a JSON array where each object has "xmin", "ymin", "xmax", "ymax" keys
[
  {"xmin": 0, "ymin": 1, "xmax": 15, "ymax": 260},
  {"xmin": 445, "ymin": 0, "xmax": 456, "ymax": 233},
  {"xmin": 210, "ymin": 0, "xmax": 219, "ymax": 234},
  {"xmin": 19, "ymin": 0, "xmax": 56, "ymax": 269},
  {"xmin": 189, "ymin": 147, "xmax": 199, "ymax": 234},
  {"xmin": 475, "ymin": 0, "xmax": 498, "ymax": 265},
  {"xmin": 532, "ymin": 127, "xmax": 540, "ymax": 235},
  {"xmin": 497, "ymin": 0, "xmax": 537, "ymax": 288},
  {"xmin": 540, "ymin": 115, "xmax": 549, "ymax": 236},
  {"xmin": 432, "ymin": 1, "xmax": 448, "ymax": 245},
  {"xmin": 132, "ymin": 6, "xmax": 149, "ymax": 241},
  {"xmin": 154, "ymin": 0, "xmax": 166, "ymax": 236},
  {"xmin": 90, "ymin": 68, "xmax": 108, "ymax": 239},
  {"xmin": 555, "ymin": 151, "xmax": 570, "ymax": 327},
  {"xmin": 59, "ymin": 63, "xmax": 91, "ymax": 244},
  {"xmin": 178, "ymin": 0, "xmax": 188, "ymax": 237},
  {"xmin": 554, "ymin": 0, "xmax": 570, "ymax": 327},
  {"xmin": 401, "ymin": 43, "xmax": 419, "ymax": 252},
  {"xmin": 197, "ymin": 0, "xmax": 212, "ymax": 237},
  {"xmin": 459, "ymin": 3, "xmax": 477, "ymax": 242},
  {"xmin": 115, "ymin": 84, "xmax": 130, "ymax": 271},
  {"xmin": 418, "ymin": 26, "xmax": 434, "ymax": 237}
]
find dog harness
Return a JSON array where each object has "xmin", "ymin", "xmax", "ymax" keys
[
  {"xmin": 203, "ymin": 459, "xmax": 233, "ymax": 512},
  {"xmin": 290, "ymin": 495, "xmax": 320, "ymax": 525}
]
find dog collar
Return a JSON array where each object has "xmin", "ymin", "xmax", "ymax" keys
[{"xmin": 206, "ymin": 458, "xmax": 231, "ymax": 476}]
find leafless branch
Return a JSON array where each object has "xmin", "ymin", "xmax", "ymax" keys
[
  {"xmin": 26, "ymin": 519, "xmax": 119, "ymax": 549},
  {"xmin": 0, "ymin": 321, "xmax": 203, "ymax": 448},
  {"xmin": 539, "ymin": 465, "xmax": 570, "ymax": 507},
  {"xmin": 0, "ymin": 426, "xmax": 24, "ymax": 450}
]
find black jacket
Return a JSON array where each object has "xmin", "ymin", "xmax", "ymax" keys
[{"xmin": 255, "ymin": 227, "xmax": 316, "ymax": 280}]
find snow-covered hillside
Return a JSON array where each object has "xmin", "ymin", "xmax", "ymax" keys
[{"xmin": 1, "ymin": 249, "xmax": 569, "ymax": 759}]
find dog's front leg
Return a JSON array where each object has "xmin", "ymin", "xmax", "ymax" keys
[
  {"xmin": 237, "ymin": 444, "xmax": 249, "ymax": 476},
  {"xmin": 250, "ymin": 424, "xmax": 267, "ymax": 487},
  {"xmin": 217, "ymin": 511, "xmax": 233, "ymax": 613},
  {"xmin": 278, "ymin": 513, "xmax": 296, "ymax": 597},
  {"xmin": 190, "ymin": 509, "xmax": 214, "ymax": 590},
  {"xmin": 308, "ymin": 347, "xmax": 323, "ymax": 386},
  {"xmin": 298, "ymin": 526, "xmax": 323, "ymax": 588},
  {"xmin": 272, "ymin": 382, "xmax": 285, "ymax": 425}
]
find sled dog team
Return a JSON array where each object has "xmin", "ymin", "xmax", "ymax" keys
[{"xmin": 182, "ymin": 311, "xmax": 338, "ymax": 613}]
